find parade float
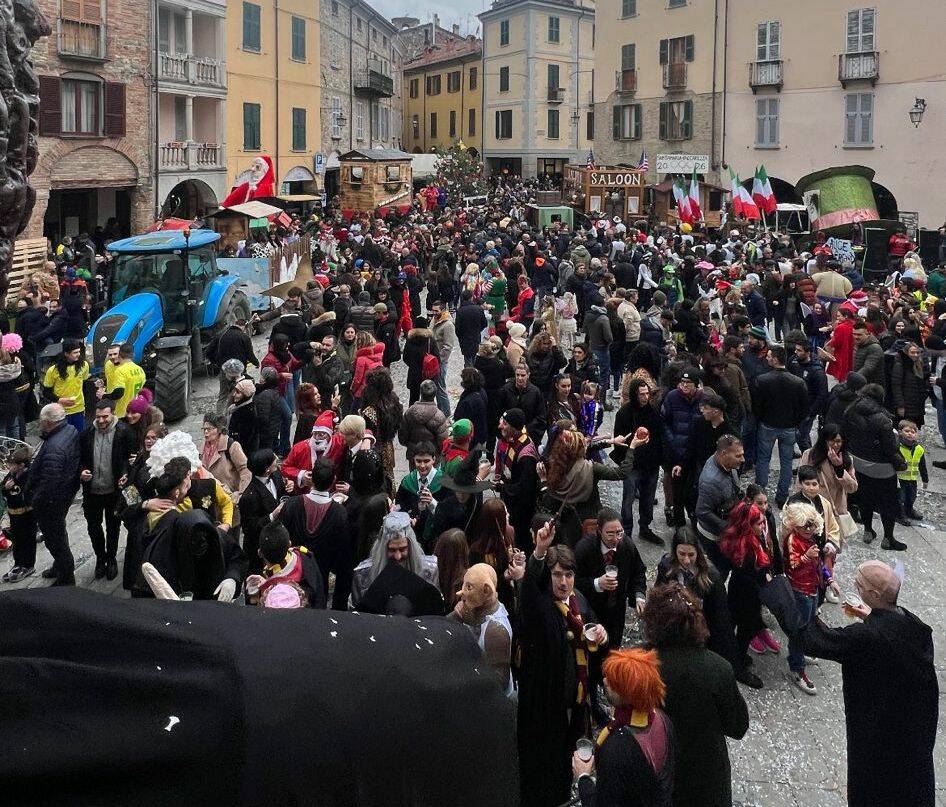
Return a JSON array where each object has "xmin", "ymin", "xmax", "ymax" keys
[{"xmin": 337, "ymin": 148, "xmax": 414, "ymax": 218}]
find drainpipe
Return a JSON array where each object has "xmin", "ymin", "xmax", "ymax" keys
[
  {"xmin": 153, "ymin": 0, "xmax": 160, "ymax": 217},
  {"xmin": 275, "ymin": 0, "xmax": 280, "ymax": 186},
  {"xmin": 460, "ymin": 60, "xmax": 465, "ymax": 142},
  {"xmin": 349, "ymin": 4, "xmax": 354, "ymax": 151},
  {"xmin": 720, "ymin": 0, "xmax": 729, "ymax": 169},
  {"xmin": 710, "ymin": 0, "xmax": 718, "ymax": 174}
]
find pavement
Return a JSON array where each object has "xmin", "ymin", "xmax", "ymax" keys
[{"xmin": 3, "ymin": 326, "xmax": 944, "ymax": 806}]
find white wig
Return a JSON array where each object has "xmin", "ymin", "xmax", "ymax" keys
[{"xmin": 147, "ymin": 430, "xmax": 201, "ymax": 478}]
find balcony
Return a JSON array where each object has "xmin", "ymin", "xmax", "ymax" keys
[
  {"xmin": 839, "ymin": 51, "xmax": 878, "ymax": 86},
  {"xmin": 749, "ymin": 60, "xmax": 783, "ymax": 92},
  {"xmin": 354, "ymin": 59, "xmax": 394, "ymax": 97},
  {"xmin": 547, "ymin": 87, "xmax": 564, "ymax": 103},
  {"xmin": 158, "ymin": 52, "xmax": 227, "ymax": 90},
  {"xmin": 662, "ymin": 61, "xmax": 687, "ymax": 90},
  {"xmin": 615, "ymin": 68, "xmax": 637, "ymax": 95},
  {"xmin": 160, "ymin": 142, "xmax": 225, "ymax": 172},
  {"xmin": 57, "ymin": 18, "xmax": 106, "ymax": 61}
]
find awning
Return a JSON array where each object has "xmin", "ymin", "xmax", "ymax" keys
[
  {"xmin": 776, "ymin": 203, "xmax": 806, "ymax": 212},
  {"xmin": 213, "ymin": 201, "xmax": 284, "ymax": 218},
  {"xmin": 278, "ymin": 194, "xmax": 320, "ymax": 202}
]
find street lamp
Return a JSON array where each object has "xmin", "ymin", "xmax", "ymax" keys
[{"xmin": 909, "ymin": 98, "xmax": 926, "ymax": 127}]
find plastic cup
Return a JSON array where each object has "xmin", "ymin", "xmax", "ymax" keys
[
  {"xmin": 576, "ymin": 739, "xmax": 594, "ymax": 762},
  {"xmin": 605, "ymin": 565, "xmax": 618, "ymax": 580},
  {"xmin": 583, "ymin": 623, "xmax": 599, "ymax": 643}
]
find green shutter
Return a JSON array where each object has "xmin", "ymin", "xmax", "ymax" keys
[
  {"xmin": 659, "ymin": 39, "xmax": 668, "ymax": 65},
  {"xmin": 659, "ymin": 102, "xmax": 668, "ymax": 140},
  {"xmin": 242, "ymin": 2, "xmax": 260, "ymax": 50},
  {"xmin": 682, "ymin": 100, "xmax": 693, "ymax": 138},
  {"xmin": 613, "ymin": 105, "xmax": 621, "ymax": 139},
  {"xmin": 633, "ymin": 104, "xmax": 642, "ymax": 139},
  {"xmin": 685, "ymin": 35, "xmax": 695, "ymax": 61}
]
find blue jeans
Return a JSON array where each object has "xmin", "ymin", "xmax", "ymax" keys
[
  {"xmin": 592, "ymin": 348, "xmax": 610, "ymax": 398},
  {"xmin": 435, "ymin": 363, "xmax": 450, "ymax": 417},
  {"xmin": 755, "ymin": 424, "xmax": 796, "ymax": 502},
  {"xmin": 788, "ymin": 591, "xmax": 818, "ymax": 672},
  {"xmin": 0, "ymin": 415, "xmax": 21, "ymax": 441},
  {"xmin": 621, "ymin": 469, "xmax": 659, "ymax": 536}
]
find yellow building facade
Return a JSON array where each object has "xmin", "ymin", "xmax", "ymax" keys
[
  {"xmin": 226, "ymin": 0, "xmax": 321, "ymax": 193},
  {"xmin": 402, "ymin": 38, "xmax": 483, "ymax": 156}
]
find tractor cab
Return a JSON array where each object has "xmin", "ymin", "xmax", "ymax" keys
[{"xmin": 88, "ymin": 228, "xmax": 250, "ymax": 421}]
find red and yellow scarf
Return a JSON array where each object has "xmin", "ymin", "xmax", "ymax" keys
[{"xmin": 555, "ymin": 594, "xmax": 597, "ymax": 706}]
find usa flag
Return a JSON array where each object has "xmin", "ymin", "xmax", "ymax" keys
[
  {"xmin": 636, "ymin": 150, "xmax": 649, "ymax": 172},
  {"xmin": 586, "ymin": 150, "xmax": 597, "ymax": 170}
]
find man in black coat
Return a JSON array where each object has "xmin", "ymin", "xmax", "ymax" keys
[
  {"xmin": 752, "ymin": 345, "xmax": 809, "ymax": 506},
  {"xmin": 28, "ymin": 404, "xmax": 81, "ymax": 585},
  {"xmin": 802, "ymin": 560, "xmax": 937, "ymax": 807},
  {"xmin": 78, "ymin": 400, "xmax": 135, "ymax": 580},
  {"xmin": 238, "ymin": 449, "xmax": 289, "ymax": 574},
  {"xmin": 497, "ymin": 364, "xmax": 546, "ymax": 446},
  {"xmin": 574, "ymin": 507, "xmax": 646, "ymax": 721},
  {"xmin": 208, "ymin": 320, "xmax": 257, "ymax": 370},
  {"xmin": 790, "ymin": 341, "xmax": 829, "ymax": 452},
  {"xmin": 454, "ymin": 290, "xmax": 488, "ymax": 366}
]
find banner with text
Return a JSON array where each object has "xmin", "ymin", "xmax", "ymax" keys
[{"xmin": 655, "ymin": 153, "xmax": 710, "ymax": 174}]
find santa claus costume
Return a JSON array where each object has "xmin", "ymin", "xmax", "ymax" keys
[
  {"xmin": 281, "ymin": 411, "xmax": 345, "ymax": 492},
  {"xmin": 221, "ymin": 155, "xmax": 276, "ymax": 208}
]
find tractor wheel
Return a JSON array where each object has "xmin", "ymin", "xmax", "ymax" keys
[
  {"xmin": 154, "ymin": 347, "xmax": 191, "ymax": 422},
  {"xmin": 226, "ymin": 292, "xmax": 251, "ymax": 328}
]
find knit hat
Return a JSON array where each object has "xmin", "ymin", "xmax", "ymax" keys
[
  {"xmin": 745, "ymin": 272, "xmax": 760, "ymax": 285},
  {"xmin": 748, "ymin": 326, "xmax": 768, "ymax": 341},
  {"xmin": 500, "ymin": 408, "xmax": 526, "ymax": 431},
  {"xmin": 233, "ymin": 378, "xmax": 256, "ymax": 399},
  {"xmin": 1, "ymin": 332, "xmax": 22, "ymax": 352},
  {"xmin": 507, "ymin": 322, "xmax": 527, "ymax": 342},
  {"xmin": 221, "ymin": 358, "xmax": 244, "ymax": 377},
  {"xmin": 450, "ymin": 419, "xmax": 473, "ymax": 439},
  {"xmin": 127, "ymin": 388, "xmax": 154, "ymax": 415}
]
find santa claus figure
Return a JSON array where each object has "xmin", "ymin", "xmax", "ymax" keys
[
  {"xmin": 281, "ymin": 411, "xmax": 345, "ymax": 492},
  {"xmin": 221, "ymin": 155, "xmax": 276, "ymax": 208}
]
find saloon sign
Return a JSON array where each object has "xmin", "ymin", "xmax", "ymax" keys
[{"xmin": 588, "ymin": 170, "xmax": 645, "ymax": 187}]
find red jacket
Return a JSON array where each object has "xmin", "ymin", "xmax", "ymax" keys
[
  {"xmin": 351, "ymin": 343, "xmax": 384, "ymax": 398},
  {"xmin": 261, "ymin": 351, "xmax": 302, "ymax": 396},
  {"xmin": 784, "ymin": 530, "xmax": 822, "ymax": 597},
  {"xmin": 281, "ymin": 432, "xmax": 345, "ymax": 490},
  {"xmin": 826, "ymin": 317, "xmax": 854, "ymax": 381}
]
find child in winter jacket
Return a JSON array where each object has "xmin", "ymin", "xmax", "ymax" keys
[
  {"xmin": 351, "ymin": 336, "xmax": 384, "ymax": 407},
  {"xmin": 782, "ymin": 501, "xmax": 828, "ymax": 696},
  {"xmin": 1, "ymin": 446, "xmax": 37, "ymax": 582}
]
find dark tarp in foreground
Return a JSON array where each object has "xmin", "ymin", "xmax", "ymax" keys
[{"xmin": 0, "ymin": 588, "xmax": 519, "ymax": 807}]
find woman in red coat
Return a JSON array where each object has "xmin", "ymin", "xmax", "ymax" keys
[{"xmin": 824, "ymin": 305, "xmax": 857, "ymax": 382}]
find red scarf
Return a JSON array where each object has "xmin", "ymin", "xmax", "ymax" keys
[{"xmin": 556, "ymin": 594, "xmax": 594, "ymax": 706}]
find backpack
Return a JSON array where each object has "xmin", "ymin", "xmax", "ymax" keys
[{"xmin": 422, "ymin": 352, "xmax": 441, "ymax": 380}]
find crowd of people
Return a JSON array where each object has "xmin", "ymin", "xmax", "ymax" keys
[{"xmin": 0, "ymin": 176, "xmax": 939, "ymax": 806}]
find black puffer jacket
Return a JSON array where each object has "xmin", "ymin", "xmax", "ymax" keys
[
  {"xmin": 842, "ymin": 394, "xmax": 904, "ymax": 471},
  {"xmin": 889, "ymin": 352, "xmax": 929, "ymax": 424},
  {"xmin": 402, "ymin": 328, "xmax": 435, "ymax": 397},
  {"xmin": 525, "ymin": 347, "xmax": 566, "ymax": 396}
]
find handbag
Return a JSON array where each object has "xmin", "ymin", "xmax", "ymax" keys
[
  {"xmin": 837, "ymin": 511, "xmax": 858, "ymax": 541},
  {"xmin": 421, "ymin": 352, "xmax": 441, "ymax": 380},
  {"xmin": 759, "ymin": 574, "xmax": 801, "ymax": 636}
]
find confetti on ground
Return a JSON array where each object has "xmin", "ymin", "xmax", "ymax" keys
[
  {"xmin": 369, "ymin": 636, "xmax": 376, "ymax": 642},
  {"xmin": 163, "ymin": 716, "xmax": 180, "ymax": 732},
  {"xmin": 329, "ymin": 631, "xmax": 338, "ymax": 638}
]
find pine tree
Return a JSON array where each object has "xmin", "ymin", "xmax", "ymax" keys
[{"xmin": 434, "ymin": 142, "xmax": 486, "ymax": 204}]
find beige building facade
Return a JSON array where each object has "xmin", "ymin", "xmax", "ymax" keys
[
  {"xmin": 724, "ymin": 0, "xmax": 946, "ymax": 224},
  {"xmin": 479, "ymin": 0, "xmax": 595, "ymax": 180},
  {"xmin": 592, "ymin": 0, "xmax": 723, "ymax": 184}
]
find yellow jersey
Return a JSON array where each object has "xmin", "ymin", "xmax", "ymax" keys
[
  {"xmin": 43, "ymin": 362, "xmax": 89, "ymax": 414},
  {"xmin": 104, "ymin": 360, "xmax": 146, "ymax": 417}
]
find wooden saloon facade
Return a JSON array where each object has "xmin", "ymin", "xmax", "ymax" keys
[
  {"xmin": 338, "ymin": 149, "xmax": 413, "ymax": 215},
  {"xmin": 564, "ymin": 165, "xmax": 648, "ymax": 220}
]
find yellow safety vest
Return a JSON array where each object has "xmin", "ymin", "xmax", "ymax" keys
[{"xmin": 898, "ymin": 444, "xmax": 925, "ymax": 482}]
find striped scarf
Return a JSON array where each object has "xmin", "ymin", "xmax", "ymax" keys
[{"xmin": 555, "ymin": 595, "xmax": 595, "ymax": 706}]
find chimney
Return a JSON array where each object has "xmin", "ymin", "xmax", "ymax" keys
[{"xmin": 452, "ymin": 23, "xmax": 459, "ymax": 36}]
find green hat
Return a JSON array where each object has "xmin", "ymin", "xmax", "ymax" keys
[
  {"xmin": 748, "ymin": 326, "xmax": 768, "ymax": 341},
  {"xmin": 450, "ymin": 419, "xmax": 473, "ymax": 438}
]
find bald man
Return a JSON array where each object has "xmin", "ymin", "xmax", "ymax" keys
[
  {"xmin": 451, "ymin": 563, "xmax": 514, "ymax": 697},
  {"xmin": 801, "ymin": 560, "xmax": 937, "ymax": 807}
]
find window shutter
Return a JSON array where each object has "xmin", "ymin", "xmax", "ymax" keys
[
  {"xmin": 612, "ymin": 105, "xmax": 621, "ymax": 139},
  {"xmin": 103, "ymin": 82, "xmax": 126, "ymax": 137},
  {"xmin": 659, "ymin": 102, "xmax": 667, "ymax": 140},
  {"xmin": 61, "ymin": 0, "xmax": 81, "ymax": 19},
  {"xmin": 682, "ymin": 100, "xmax": 693, "ymax": 138},
  {"xmin": 39, "ymin": 75, "xmax": 62, "ymax": 136},
  {"xmin": 495, "ymin": 110, "xmax": 501, "ymax": 139},
  {"xmin": 659, "ymin": 39, "xmax": 668, "ymax": 65},
  {"xmin": 685, "ymin": 35, "xmax": 695, "ymax": 62},
  {"xmin": 81, "ymin": 0, "xmax": 102, "ymax": 22},
  {"xmin": 633, "ymin": 104, "xmax": 642, "ymax": 139}
]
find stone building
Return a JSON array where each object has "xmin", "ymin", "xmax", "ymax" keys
[
  {"xmin": 30, "ymin": 0, "xmax": 155, "ymax": 242},
  {"xmin": 479, "ymin": 0, "xmax": 595, "ymax": 180},
  {"xmin": 393, "ymin": 14, "xmax": 463, "ymax": 63},
  {"xmin": 319, "ymin": 0, "xmax": 403, "ymax": 198}
]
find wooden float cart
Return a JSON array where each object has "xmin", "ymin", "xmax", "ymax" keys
[
  {"xmin": 650, "ymin": 179, "xmax": 727, "ymax": 228},
  {"xmin": 563, "ymin": 164, "xmax": 648, "ymax": 221},
  {"xmin": 338, "ymin": 148, "xmax": 413, "ymax": 217}
]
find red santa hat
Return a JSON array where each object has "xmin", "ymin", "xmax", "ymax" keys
[
  {"xmin": 312, "ymin": 410, "xmax": 337, "ymax": 437},
  {"xmin": 848, "ymin": 290, "xmax": 869, "ymax": 306}
]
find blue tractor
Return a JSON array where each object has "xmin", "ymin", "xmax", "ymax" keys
[{"xmin": 86, "ymin": 229, "xmax": 251, "ymax": 421}]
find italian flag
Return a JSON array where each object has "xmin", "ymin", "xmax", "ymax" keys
[
  {"xmin": 752, "ymin": 165, "xmax": 777, "ymax": 215},
  {"xmin": 688, "ymin": 169, "xmax": 702, "ymax": 221},
  {"xmin": 729, "ymin": 168, "xmax": 744, "ymax": 218},
  {"xmin": 673, "ymin": 179, "xmax": 693, "ymax": 223},
  {"xmin": 738, "ymin": 183, "xmax": 761, "ymax": 221}
]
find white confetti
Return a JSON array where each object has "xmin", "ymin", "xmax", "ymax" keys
[
  {"xmin": 425, "ymin": 638, "xmax": 434, "ymax": 645},
  {"xmin": 330, "ymin": 618, "xmax": 338, "ymax": 625},
  {"xmin": 156, "ymin": 666, "xmax": 162, "ymax": 671},
  {"xmin": 445, "ymin": 630, "xmax": 453, "ymax": 636},
  {"xmin": 369, "ymin": 636, "xmax": 376, "ymax": 643},
  {"xmin": 163, "ymin": 716, "xmax": 180, "ymax": 732},
  {"xmin": 415, "ymin": 643, "xmax": 422, "ymax": 650},
  {"xmin": 330, "ymin": 631, "xmax": 338, "ymax": 638},
  {"xmin": 473, "ymin": 668, "xmax": 480, "ymax": 675},
  {"xmin": 417, "ymin": 625, "xmax": 428, "ymax": 631},
  {"xmin": 165, "ymin": 622, "xmax": 170, "ymax": 626}
]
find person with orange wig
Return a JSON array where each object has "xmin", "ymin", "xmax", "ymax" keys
[{"xmin": 571, "ymin": 647, "xmax": 675, "ymax": 805}]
